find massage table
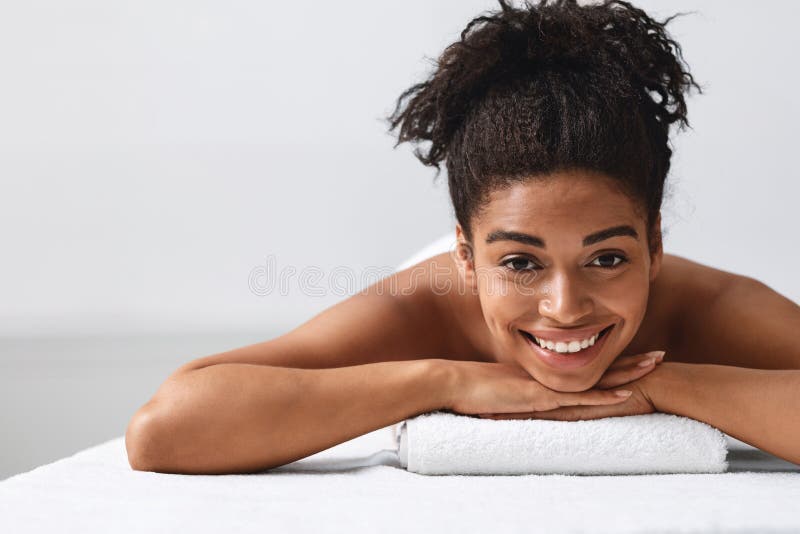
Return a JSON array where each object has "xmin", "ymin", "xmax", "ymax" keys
[{"xmin": 1, "ymin": 424, "xmax": 799, "ymax": 533}]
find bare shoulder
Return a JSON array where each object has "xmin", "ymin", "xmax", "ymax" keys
[
  {"xmin": 648, "ymin": 254, "xmax": 740, "ymax": 324},
  {"xmin": 613, "ymin": 253, "xmax": 737, "ymax": 357},
  {"xmin": 656, "ymin": 253, "xmax": 741, "ymax": 297},
  {"xmin": 649, "ymin": 253, "xmax": 800, "ymax": 368},
  {"xmin": 171, "ymin": 252, "xmax": 470, "ymax": 377},
  {"xmin": 644, "ymin": 253, "xmax": 739, "ymax": 344}
]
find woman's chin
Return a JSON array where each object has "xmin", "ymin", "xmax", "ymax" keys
[
  {"xmin": 529, "ymin": 368, "xmax": 600, "ymax": 393},
  {"xmin": 512, "ymin": 355, "xmax": 608, "ymax": 392},
  {"xmin": 543, "ymin": 380, "xmax": 595, "ymax": 393}
]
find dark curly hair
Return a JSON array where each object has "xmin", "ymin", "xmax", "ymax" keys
[{"xmin": 385, "ymin": 0, "xmax": 703, "ymax": 253}]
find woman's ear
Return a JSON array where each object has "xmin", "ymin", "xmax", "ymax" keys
[
  {"xmin": 648, "ymin": 213, "xmax": 663, "ymax": 283},
  {"xmin": 454, "ymin": 224, "xmax": 477, "ymax": 289}
]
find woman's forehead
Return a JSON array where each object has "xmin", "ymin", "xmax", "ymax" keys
[{"xmin": 475, "ymin": 175, "xmax": 643, "ymax": 235}]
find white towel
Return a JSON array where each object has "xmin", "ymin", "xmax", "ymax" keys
[{"xmin": 395, "ymin": 410, "xmax": 729, "ymax": 476}]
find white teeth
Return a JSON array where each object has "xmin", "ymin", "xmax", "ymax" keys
[{"xmin": 531, "ymin": 329, "xmax": 607, "ymax": 354}]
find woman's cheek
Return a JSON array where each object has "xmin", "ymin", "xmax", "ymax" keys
[
  {"xmin": 599, "ymin": 273, "xmax": 650, "ymax": 345},
  {"xmin": 480, "ymin": 276, "xmax": 530, "ymax": 332}
]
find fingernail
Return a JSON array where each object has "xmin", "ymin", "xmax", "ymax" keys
[
  {"xmin": 638, "ymin": 357, "xmax": 656, "ymax": 367},
  {"xmin": 648, "ymin": 350, "xmax": 666, "ymax": 362},
  {"xmin": 615, "ymin": 390, "xmax": 633, "ymax": 397}
]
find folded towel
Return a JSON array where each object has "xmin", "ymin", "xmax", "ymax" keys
[{"xmin": 395, "ymin": 410, "xmax": 729, "ymax": 475}]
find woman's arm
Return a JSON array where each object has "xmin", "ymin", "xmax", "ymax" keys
[
  {"xmin": 126, "ymin": 258, "xmax": 460, "ymax": 474},
  {"xmin": 126, "ymin": 359, "xmax": 450, "ymax": 474},
  {"xmin": 648, "ymin": 362, "xmax": 800, "ymax": 465}
]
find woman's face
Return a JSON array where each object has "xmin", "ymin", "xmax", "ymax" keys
[{"xmin": 455, "ymin": 169, "xmax": 662, "ymax": 392}]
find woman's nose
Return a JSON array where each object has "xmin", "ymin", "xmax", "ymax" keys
[{"xmin": 537, "ymin": 272, "xmax": 593, "ymax": 324}]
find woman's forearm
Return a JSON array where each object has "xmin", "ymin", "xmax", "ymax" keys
[
  {"xmin": 125, "ymin": 359, "xmax": 449, "ymax": 474},
  {"xmin": 650, "ymin": 362, "xmax": 800, "ymax": 465}
]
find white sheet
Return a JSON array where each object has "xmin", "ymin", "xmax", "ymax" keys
[{"xmin": 1, "ymin": 425, "xmax": 799, "ymax": 533}]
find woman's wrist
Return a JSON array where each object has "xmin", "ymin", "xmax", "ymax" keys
[
  {"xmin": 424, "ymin": 358, "xmax": 460, "ymax": 411},
  {"xmin": 644, "ymin": 361, "xmax": 694, "ymax": 415}
]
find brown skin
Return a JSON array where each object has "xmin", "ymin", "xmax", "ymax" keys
[{"xmin": 133, "ymin": 168, "xmax": 800, "ymax": 468}]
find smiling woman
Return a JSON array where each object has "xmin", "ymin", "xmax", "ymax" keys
[{"xmin": 125, "ymin": 0, "xmax": 800, "ymax": 475}]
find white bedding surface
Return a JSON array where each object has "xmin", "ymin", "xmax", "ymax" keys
[{"xmin": 1, "ymin": 425, "xmax": 799, "ymax": 534}]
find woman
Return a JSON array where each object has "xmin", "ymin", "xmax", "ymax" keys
[{"xmin": 125, "ymin": 0, "xmax": 800, "ymax": 474}]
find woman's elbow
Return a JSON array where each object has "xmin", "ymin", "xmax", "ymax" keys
[{"xmin": 125, "ymin": 404, "xmax": 169, "ymax": 472}]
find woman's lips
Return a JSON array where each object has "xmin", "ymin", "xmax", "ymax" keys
[{"xmin": 520, "ymin": 324, "xmax": 614, "ymax": 370}]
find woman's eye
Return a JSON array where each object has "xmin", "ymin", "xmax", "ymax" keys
[
  {"xmin": 502, "ymin": 257, "xmax": 539, "ymax": 271},
  {"xmin": 590, "ymin": 254, "xmax": 628, "ymax": 269}
]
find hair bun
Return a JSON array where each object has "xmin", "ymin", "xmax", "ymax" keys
[{"xmin": 387, "ymin": 0, "xmax": 702, "ymax": 171}]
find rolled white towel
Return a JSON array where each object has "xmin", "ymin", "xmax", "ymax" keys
[{"xmin": 396, "ymin": 410, "xmax": 729, "ymax": 475}]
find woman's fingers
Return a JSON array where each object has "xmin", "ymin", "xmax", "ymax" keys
[
  {"xmin": 594, "ymin": 350, "xmax": 665, "ymax": 390},
  {"xmin": 550, "ymin": 387, "xmax": 634, "ymax": 409},
  {"xmin": 605, "ymin": 350, "xmax": 665, "ymax": 371}
]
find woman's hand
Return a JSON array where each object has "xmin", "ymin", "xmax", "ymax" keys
[
  {"xmin": 443, "ymin": 352, "xmax": 663, "ymax": 418},
  {"xmin": 472, "ymin": 350, "xmax": 666, "ymax": 421}
]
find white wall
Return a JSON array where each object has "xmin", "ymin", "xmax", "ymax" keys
[{"xmin": 1, "ymin": 0, "xmax": 797, "ymax": 338}]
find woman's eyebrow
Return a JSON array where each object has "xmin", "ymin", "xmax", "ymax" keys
[
  {"xmin": 583, "ymin": 225, "xmax": 639, "ymax": 246},
  {"xmin": 485, "ymin": 225, "xmax": 639, "ymax": 248}
]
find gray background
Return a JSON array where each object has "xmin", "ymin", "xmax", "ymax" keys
[{"xmin": 2, "ymin": 0, "xmax": 798, "ymax": 481}]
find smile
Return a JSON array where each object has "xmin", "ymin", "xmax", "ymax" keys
[
  {"xmin": 519, "ymin": 324, "xmax": 615, "ymax": 370},
  {"xmin": 521, "ymin": 325, "xmax": 614, "ymax": 354}
]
